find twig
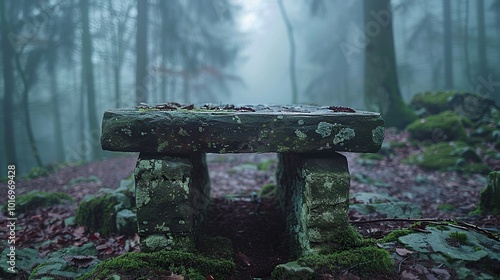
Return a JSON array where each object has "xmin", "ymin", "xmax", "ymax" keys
[
  {"xmin": 350, "ymin": 217, "xmax": 454, "ymax": 224},
  {"xmin": 350, "ymin": 218, "xmax": 500, "ymax": 241}
]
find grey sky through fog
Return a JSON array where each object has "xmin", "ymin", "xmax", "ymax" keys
[{"xmin": 228, "ymin": 0, "xmax": 293, "ymax": 105}]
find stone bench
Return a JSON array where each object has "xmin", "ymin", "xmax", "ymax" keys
[{"xmin": 100, "ymin": 104, "xmax": 384, "ymax": 257}]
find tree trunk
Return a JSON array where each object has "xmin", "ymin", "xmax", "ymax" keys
[
  {"xmin": 363, "ymin": 0, "xmax": 416, "ymax": 128},
  {"xmin": 135, "ymin": 0, "xmax": 148, "ymax": 103},
  {"xmin": 277, "ymin": 0, "xmax": 298, "ymax": 104},
  {"xmin": 463, "ymin": 0, "xmax": 473, "ymax": 87},
  {"xmin": 443, "ymin": 0, "xmax": 453, "ymax": 88},
  {"xmin": 0, "ymin": 1, "xmax": 17, "ymax": 164},
  {"xmin": 49, "ymin": 65, "xmax": 65, "ymax": 162},
  {"xmin": 80, "ymin": 0, "xmax": 100, "ymax": 160},
  {"xmin": 14, "ymin": 47, "xmax": 44, "ymax": 168},
  {"xmin": 477, "ymin": 0, "xmax": 488, "ymax": 83}
]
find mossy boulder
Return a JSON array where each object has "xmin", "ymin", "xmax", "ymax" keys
[
  {"xmin": 475, "ymin": 171, "xmax": 500, "ymax": 215},
  {"xmin": 411, "ymin": 91, "xmax": 464, "ymax": 115},
  {"xmin": 78, "ymin": 250, "xmax": 236, "ymax": 279},
  {"xmin": 2, "ymin": 191, "xmax": 73, "ymax": 215},
  {"xmin": 75, "ymin": 194, "xmax": 120, "ymax": 236},
  {"xmin": 410, "ymin": 91, "xmax": 496, "ymax": 120},
  {"xmin": 74, "ymin": 176, "xmax": 136, "ymax": 236},
  {"xmin": 406, "ymin": 141, "xmax": 491, "ymax": 174},
  {"xmin": 406, "ymin": 111, "xmax": 468, "ymax": 142}
]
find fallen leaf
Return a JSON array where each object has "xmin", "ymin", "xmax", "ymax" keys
[
  {"xmin": 396, "ymin": 247, "xmax": 414, "ymax": 256},
  {"xmin": 401, "ymin": 270, "xmax": 418, "ymax": 279},
  {"xmin": 431, "ymin": 268, "xmax": 451, "ymax": 280}
]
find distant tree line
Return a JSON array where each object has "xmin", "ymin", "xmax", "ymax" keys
[{"xmin": 0, "ymin": 0, "xmax": 242, "ymax": 173}]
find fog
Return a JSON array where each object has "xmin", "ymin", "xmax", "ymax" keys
[{"xmin": 1, "ymin": 0, "xmax": 499, "ymax": 173}]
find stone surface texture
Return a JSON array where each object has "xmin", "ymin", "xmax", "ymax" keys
[
  {"xmin": 277, "ymin": 152, "xmax": 351, "ymax": 257},
  {"xmin": 134, "ymin": 153, "xmax": 210, "ymax": 252},
  {"xmin": 101, "ymin": 105, "xmax": 384, "ymax": 154}
]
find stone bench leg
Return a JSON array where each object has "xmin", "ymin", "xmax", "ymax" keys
[
  {"xmin": 277, "ymin": 152, "xmax": 352, "ymax": 258},
  {"xmin": 134, "ymin": 153, "xmax": 210, "ymax": 252}
]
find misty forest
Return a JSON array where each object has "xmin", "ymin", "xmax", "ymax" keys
[{"xmin": 1, "ymin": 0, "xmax": 500, "ymax": 279}]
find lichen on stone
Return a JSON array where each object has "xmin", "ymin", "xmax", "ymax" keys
[
  {"xmin": 295, "ymin": 129, "xmax": 307, "ymax": 140},
  {"xmin": 154, "ymin": 222, "xmax": 170, "ymax": 232},
  {"xmin": 178, "ymin": 128, "xmax": 189, "ymax": 136},
  {"xmin": 333, "ymin": 128, "xmax": 355, "ymax": 145},
  {"xmin": 144, "ymin": 234, "xmax": 172, "ymax": 251},
  {"xmin": 372, "ymin": 126, "xmax": 385, "ymax": 144},
  {"xmin": 315, "ymin": 122, "xmax": 334, "ymax": 138},
  {"xmin": 232, "ymin": 116, "xmax": 242, "ymax": 124}
]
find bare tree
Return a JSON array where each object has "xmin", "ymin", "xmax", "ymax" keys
[
  {"xmin": 135, "ymin": 0, "xmax": 148, "ymax": 103},
  {"xmin": 0, "ymin": 1, "xmax": 17, "ymax": 164},
  {"xmin": 443, "ymin": 0, "xmax": 453, "ymax": 88},
  {"xmin": 80, "ymin": 0, "xmax": 100, "ymax": 160},
  {"xmin": 363, "ymin": 0, "xmax": 416, "ymax": 128},
  {"xmin": 277, "ymin": 0, "xmax": 298, "ymax": 104}
]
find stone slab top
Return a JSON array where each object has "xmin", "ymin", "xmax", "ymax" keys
[{"xmin": 101, "ymin": 103, "xmax": 385, "ymax": 154}]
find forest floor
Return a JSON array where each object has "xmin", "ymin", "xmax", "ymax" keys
[{"xmin": 1, "ymin": 128, "xmax": 499, "ymax": 279}]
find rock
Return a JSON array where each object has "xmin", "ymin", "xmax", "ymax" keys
[
  {"xmin": 406, "ymin": 111, "xmax": 468, "ymax": 142},
  {"xmin": 271, "ymin": 261, "xmax": 315, "ymax": 280},
  {"xmin": 74, "ymin": 177, "xmax": 136, "ymax": 236},
  {"xmin": 410, "ymin": 91, "xmax": 496, "ymax": 121},
  {"xmin": 277, "ymin": 152, "xmax": 358, "ymax": 257},
  {"xmin": 405, "ymin": 141, "xmax": 491, "ymax": 174},
  {"xmin": 134, "ymin": 153, "xmax": 210, "ymax": 252},
  {"xmin": 101, "ymin": 105, "xmax": 384, "ymax": 154},
  {"xmin": 116, "ymin": 209, "xmax": 137, "ymax": 236},
  {"xmin": 477, "ymin": 171, "xmax": 500, "ymax": 215}
]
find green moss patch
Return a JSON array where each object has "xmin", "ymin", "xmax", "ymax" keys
[
  {"xmin": 296, "ymin": 246, "xmax": 394, "ymax": 277},
  {"xmin": 3, "ymin": 191, "xmax": 73, "ymax": 215},
  {"xmin": 475, "ymin": 171, "xmax": 500, "ymax": 215},
  {"xmin": 405, "ymin": 141, "xmax": 491, "ymax": 174},
  {"xmin": 382, "ymin": 229, "xmax": 414, "ymax": 243},
  {"xmin": 74, "ymin": 194, "xmax": 119, "ymax": 237},
  {"xmin": 78, "ymin": 250, "xmax": 235, "ymax": 279},
  {"xmin": 406, "ymin": 111, "xmax": 468, "ymax": 142},
  {"xmin": 410, "ymin": 91, "xmax": 464, "ymax": 115}
]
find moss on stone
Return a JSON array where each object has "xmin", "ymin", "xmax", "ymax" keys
[
  {"xmin": 406, "ymin": 111, "xmax": 468, "ymax": 142},
  {"xmin": 410, "ymin": 91, "xmax": 464, "ymax": 114},
  {"xmin": 4, "ymin": 191, "xmax": 73, "ymax": 215},
  {"xmin": 381, "ymin": 229, "xmax": 413, "ymax": 243},
  {"xmin": 75, "ymin": 194, "xmax": 118, "ymax": 237},
  {"xmin": 448, "ymin": 232, "xmax": 468, "ymax": 245},
  {"xmin": 296, "ymin": 246, "xmax": 394, "ymax": 277},
  {"xmin": 78, "ymin": 250, "xmax": 235, "ymax": 279},
  {"xmin": 271, "ymin": 261, "xmax": 315, "ymax": 280},
  {"xmin": 406, "ymin": 141, "xmax": 491, "ymax": 174},
  {"xmin": 196, "ymin": 235, "xmax": 233, "ymax": 259},
  {"xmin": 476, "ymin": 171, "xmax": 500, "ymax": 215}
]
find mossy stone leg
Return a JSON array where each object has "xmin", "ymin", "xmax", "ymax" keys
[
  {"xmin": 134, "ymin": 153, "xmax": 210, "ymax": 252},
  {"xmin": 277, "ymin": 152, "xmax": 352, "ymax": 258}
]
